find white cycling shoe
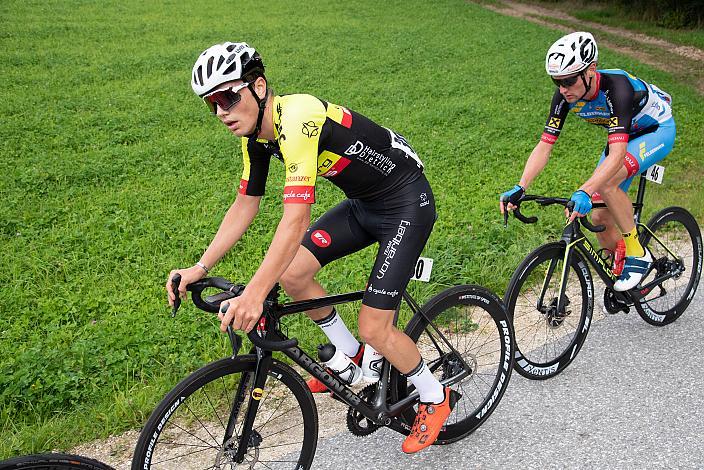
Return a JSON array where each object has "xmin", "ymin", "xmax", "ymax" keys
[{"xmin": 613, "ymin": 250, "xmax": 653, "ymax": 292}]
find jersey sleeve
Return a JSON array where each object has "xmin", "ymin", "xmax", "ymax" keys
[
  {"xmin": 603, "ymin": 74, "xmax": 634, "ymax": 144},
  {"xmin": 275, "ymin": 95, "xmax": 327, "ymax": 204},
  {"xmin": 239, "ymin": 138, "xmax": 271, "ymax": 196},
  {"xmin": 541, "ymin": 89, "xmax": 569, "ymax": 145}
]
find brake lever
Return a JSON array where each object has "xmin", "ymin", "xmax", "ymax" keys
[
  {"xmin": 220, "ymin": 302, "xmax": 243, "ymax": 359},
  {"xmin": 171, "ymin": 273, "xmax": 182, "ymax": 317},
  {"xmin": 500, "ymin": 197, "xmax": 509, "ymax": 227},
  {"xmin": 227, "ymin": 326, "xmax": 242, "ymax": 359}
]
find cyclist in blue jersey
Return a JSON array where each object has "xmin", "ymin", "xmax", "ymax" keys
[{"xmin": 500, "ymin": 31, "xmax": 676, "ymax": 291}]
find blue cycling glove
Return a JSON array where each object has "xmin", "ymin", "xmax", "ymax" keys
[
  {"xmin": 500, "ymin": 185, "xmax": 525, "ymax": 206},
  {"xmin": 570, "ymin": 190, "xmax": 592, "ymax": 215}
]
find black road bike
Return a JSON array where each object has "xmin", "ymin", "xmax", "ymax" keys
[
  {"xmin": 131, "ymin": 276, "xmax": 515, "ymax": 469},
  {"xmin": 502, "ymin": 174, "xmax": 702, "ymax": 380}
]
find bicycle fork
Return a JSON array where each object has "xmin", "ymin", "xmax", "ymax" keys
[{"xmin": 221, "ymin": 348, "xmax": 273, "ymax": 465}]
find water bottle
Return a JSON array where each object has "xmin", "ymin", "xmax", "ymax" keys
[
  {"xmin": 317, "ymin": 344, "xmax": 362, "ymax": 386},
  {"xmin": 613, "ymin": 239, "xmax": 626, "ymax": 276},
  {"xmin": 361, "ymin": 344, "xmax": 383, "ymax": 383}
]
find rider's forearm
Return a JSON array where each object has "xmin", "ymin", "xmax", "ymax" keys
[
  {"xmin": 199, "ymin": 194, "xmax": 261, "ymax": 270},
  {"xmin": 519, "ymin": 141, "xmax": 552, "ymax": 189},
  {"xmin": 245, "ymin": 204, "xmax": 311, "ymax": 301},
  {"xmin": 580, "ymin": 143, "xmax": 627, "ymax": 195}
]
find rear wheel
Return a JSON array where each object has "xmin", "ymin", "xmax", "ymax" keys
[
  {"xmin": 636, "ymin": 207, "xmax": 703, "ymax": 325},
  {"xmin": 392, "ymin": 285, "xmax": 514, "ymax": 444},
  {"xmin": 503, "ymin": 242, "xmax": 594, "ymax": 379},
  {"xmin": 131, "ymin": 356, "xmax": 318, "ymax": 470}
]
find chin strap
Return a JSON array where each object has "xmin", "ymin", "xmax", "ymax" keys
[
  {"xmin": 578, "ymin": 71, "xmax": 594, "ymax": 100},
  {"xmin": 245, "ymin": 82, "xmax": 268, "ymax": 139}
]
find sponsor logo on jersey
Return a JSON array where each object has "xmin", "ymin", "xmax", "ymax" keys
[
  {"xmin": 286, "ymin": 175, "xmax": 311, "ymax": 182},
  {"xmin": 344, "ymin": 140, "xmax": 397, "ymax": 176},
  {"xmin": 541, "ymin": 132, "xmax": 558, "ymax": 145},
  {"xmin": 548, "ymin": 117, "xmax": 561, "ymax": 128},
  {"xmin": 419, "ymin": 192, "xmax": 429, "ymax": 207},
  {"xmin": 283, "ymin": 185, "xmax": 314, "ymax": 203},
  {"xmin": 275, "ymin": 102, "xmax": 286, "ymax": 141},
  {"xmin": 609, "ymin": 117, "xmax": 619, "ymax": 127},
  {"xmin": 585, "ymin": 117, "xmax": 613, "ymax": 126},
  {"xmin": 288, "ymin": 163, "xmax": 299, "ymax": 173},
  {"xmin": 302, "ymin": 121, "xmax": 320, "ymax": 138},
  {"xmin": 311, "ymin": 230, "xmax": 331, "ymax": 248},
  {"xmin": 317, "ymin": 152, "xmax": 351, "ymax": 177}
]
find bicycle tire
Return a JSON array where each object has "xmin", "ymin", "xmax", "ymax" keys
[
  {"xmin": 636, "ymin": 206, "xmax": 703, "ymax": 325},
  {"xmin": 0, "ymin": 454, "xmax": 114, "ymax": 470},
  {"xmin": 504, "ymin": 242, "xmax": 594, "ymax": 380},
  {"xmin": 391, "ymin": 285, "xmax": 514, "ymax": 445},
  {"xmin": 132, "ymin": 356, "xmax": 318, "ymax": 470}
]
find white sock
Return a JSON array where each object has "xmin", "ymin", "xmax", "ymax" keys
[
  {"xmin": 406, "ymin": 360, "xmax": 445, "ymax": 404},
  {"xmin": 314, "ymin": 308, "xmax": 360, "ymax": 357}
]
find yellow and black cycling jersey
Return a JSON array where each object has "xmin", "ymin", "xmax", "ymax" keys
[{"xmin": 239, "ymin": 94, "xmax": 424, "ymax": 203}]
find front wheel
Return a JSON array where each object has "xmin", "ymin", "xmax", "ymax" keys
[
  {"xmin": 392, "ymin": 285, "xmax": 514, "ymax": 444},
  {"xmin": 504, "ymin": 242, "xmax": 594, "ymax": 379},
  {"xmin": 636, "ymin": 207, "xmax": 703, "ymax": 325},
  {"xmin": 132, "ymin": 356, "xmax": 318, "ymax": 470},
  {"xmin": 0, "ymin": 454, "xmax": 114, "ymax": 470}
]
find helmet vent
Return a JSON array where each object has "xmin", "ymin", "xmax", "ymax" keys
[
  {"xmin": 206, "ymin": 56, "xmax": 214, "ymax": 77},
  {"xmin": 223, "ymin": 62, "xmax": 237, "ymax": 75},
  {"xmin": 217, "ymin": 55, "xmax": 225, "ymax": 69}
]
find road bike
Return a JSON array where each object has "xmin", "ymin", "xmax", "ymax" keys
[
  {"xmin": 502, "ymin": 173, "xmax": 702, "ymax": 380},
  {"xmin": 131, "ymin": 275, "xmax": 514, "ymax": 469}
]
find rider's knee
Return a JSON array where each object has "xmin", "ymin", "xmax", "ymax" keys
[
  {"xmin": 591, "ymin": 208, "xmax": 611, "ymax": 226},
  {"xmin": 279, "ymin": 270, "xmax": 310, "ymax": 296},
  {"xmin": 358, "ymin": 321, "xmax": 390, "ymax": 348}
]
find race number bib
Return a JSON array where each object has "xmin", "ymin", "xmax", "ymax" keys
[
  {"xmin": 410, "ymin": 257, "xmax": 433, "ymax": 282},
  {"xmin": 644, "ymin": 164, "xmax": 665, "ymax": 184}
]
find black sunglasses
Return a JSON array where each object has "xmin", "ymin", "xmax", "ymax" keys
[
  {"xmin": 203, "ymin": 82, "xmax": 250, "ymax": 114},
  {"xmin": 551, "ymin": 73, "xmax": 581, "ymax": 88}
]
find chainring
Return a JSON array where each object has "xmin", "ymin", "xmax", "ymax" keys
[
  {"xmin": 346, "ymin": 384, "xmax": 381, "ymax": 437},
  {"xmin": 603, "ymin": 288, "xmax": 631, "ymax": 314}
]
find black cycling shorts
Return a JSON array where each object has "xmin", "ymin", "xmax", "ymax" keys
[{"xmin": 301, "ymin": 175, "xmax": 436, "ymax": 310}]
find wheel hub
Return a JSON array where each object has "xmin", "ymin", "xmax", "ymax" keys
[{"xmin": 541, "ymin": 297, "xmax": 571, "ymax": 328}]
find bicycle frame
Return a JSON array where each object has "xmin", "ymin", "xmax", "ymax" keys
[
  {"xmin": 223, "ymin": 287, "xmax": 471, "ymax": 463},
  {"xmin": 545, "ymin": 176, "xmax": 685, "ymax": 316}
]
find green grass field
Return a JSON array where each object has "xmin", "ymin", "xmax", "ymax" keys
[{"xmin": 1, "ymin": 0, "xmax": 703, "ymax": 458}]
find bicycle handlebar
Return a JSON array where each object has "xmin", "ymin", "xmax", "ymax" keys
[
  {"xmin": 170, "ymin": 274, "xmax": 299, "ymax": 351},
  {"xmin": 503, "ymin": 195, "xmax": 606, "ymax": 233}
]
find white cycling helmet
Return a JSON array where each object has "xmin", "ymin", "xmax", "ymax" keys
[
  {"xmin": 191, "ymin": 42, "xmax": 265, "ymax": 97},
  {"xmin": 545, "ymin": 32, "xmax": 598, "ymax": 76}
]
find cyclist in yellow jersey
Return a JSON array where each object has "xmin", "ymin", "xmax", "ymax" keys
[{"xmin": 165, "ymin": 42, "xmax": 458, "ymax": 453}]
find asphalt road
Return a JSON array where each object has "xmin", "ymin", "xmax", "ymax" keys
[{"xmin": 311, "ymin": 282, "xmax": 704, "ymax": 469}]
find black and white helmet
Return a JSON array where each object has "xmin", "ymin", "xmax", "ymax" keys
[
  {"xmin": 191, "ymin": 42, "xmax": 265, "ymax": 97},
  {"xmin": 545, "ymin": 32, "xmax": 598, "ymax": 76}
]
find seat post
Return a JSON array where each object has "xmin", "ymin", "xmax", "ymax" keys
[{"xmin": 633, "ymin": 174, "xmax": 648, "ymax": 223}]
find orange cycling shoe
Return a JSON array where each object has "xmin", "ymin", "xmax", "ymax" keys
[
  {"xmin": 307, "ymin": 343, "xmax": 364, "ymax": 393},
  {"xmin": 402, "ymin": 387, "xmax": 461, "ymax": 454}
]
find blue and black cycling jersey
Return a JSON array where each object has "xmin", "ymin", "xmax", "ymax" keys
[{"xmin": 541, "ymin": 69, "xmax": 673, "ymax": 146}]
